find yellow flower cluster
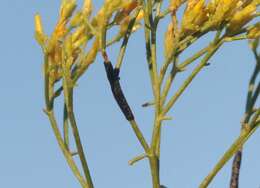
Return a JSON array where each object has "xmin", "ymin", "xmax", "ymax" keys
[
  {"xmin": 181, "ymin": 0, "xmax": 208, "ymax": 35},
  {"xmin": 210, "ymin": 0, "xmax": 258, "ymax": 32},
  {"xmin": 35, "ymin": 0, "xmax": 141, "ymax": 84},
  {"xmin": 164, "ymin": 0, "xmax": 259, "ymax": 60},
  {"xmin": 166, "ymin": 0, "xmax": 259, "ymax": 42},
  {"xmin": 227, "ymin": 3, "xmax": 257, "ymax": 33}
]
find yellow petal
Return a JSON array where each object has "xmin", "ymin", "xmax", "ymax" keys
[
  {"xmin": 83, "ymin": 0, "xmax": 93, "ymax": 18},
  {"xmin": 34, "ymin": 14, "xmax": 46, "ymax": 46},
  {"xmin": 60, "ymin": 0, "xmax": 77, "ymax": 21},
  {"xmin": 228, "ymin": 4, "xmax": 256, "ymax": 33}
]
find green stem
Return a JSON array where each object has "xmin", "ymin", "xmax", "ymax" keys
[
  {"xmin": 45, "ymin": 110, "xmax": 89, "ymax": 188},
  {"xmin": 61, "ymin": 53, "xmax": 94, "ymax": 187},
  {"xmin": 64, "ymin": 85, "xmax": 94, "ymax": 188},
  {"xmin": 230, "ymin": 45, "xmax": 260, "ymax": 188},
  {"xmin": 162, "ymin": 39, "xmax": 224, "ymax": 115},
  {"xmin": 177, "ymin": 45, "xmax": 210, "ymax": 70},
  {"xmin": 63, "ymin": 104, "xmax": 70, "ymax": 150},
  {"xmin": 115, "ymin": 8, "xmax": 141, "ymax": 69},
  {"xmin": 160, "ymin": 58, "xmax": 178, "ymax": 106},
  {"xmin": 44, "ymin": 56, "xmax": 88, "ymax": 187},
  {"xmin": 44, "ymin": 55, "xmax": 51, "ymax": 110},
  {"xmin": 143, "ymin": 2, "xmax": 161, "ymax": 187},
  {"xmin": 245, "ymin": 64, "xmax": 260, "ymax": 120},
  {"xmin": 150, "ymin": 29, "xmax": 161, "ymax": 155},
  {"xmin": 130, "ymin": 120, "xmax": 150, "ymax": 153},
  {"xmin": 149, "ymin": 155, "xmax": 160, "ymax": 188},
  {"xmin": 159, "ymin": 27, "xmax": 207, "ymax": 87},
  {"xmin": 200, "ymin": 109, "xmax": 260, "ymax": 188},
  {"xmin": 129, "ymin": 153, "xmax": 147, "ymax": 165},
  {"xmin": 143, "ymin": 5, "xmax": 156, "ymax": 96},
  {"xmin": 151, "ymin": 118, "xmax": 162, "ymax": 157}
]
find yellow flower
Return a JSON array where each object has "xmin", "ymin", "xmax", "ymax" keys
[
  {"xmin": 34, "ymin": 14, "xmax": 46, "ymax": 46},
  {"xmin": 60, "ymin": 0, "xmax": 77, "ymax": 21},
  {"xmin": 72, "ymin": 25, "xmax": 86, "ymax": 43},
  {"xmin": 227, "ymin": 4, "xmax": 256, "ymax": 33},
  {"xmin": 82, "ymin": 0, "xmax": 93, "ymax": 18},
  {"xmin": 207, "ymin": 0, "xmax": 220, "ymax": 15},
  {"xmin": 181, "ymin": 0, "xmax": 208, "ymax": 35},
  {"xmin": 70, "ymin": 12, "xmax": 83, "ymax": 28},
  {"xmin": 53, "ymin": 0, "xmax": 77, "ymax": 39},
  {"xmin": 91, "ymin": 0, "xmax": 126, "ymax": 38},
  {"xmin": 206, "ymin": 0, "xmax": 240, "ymax": 29},
  {"xmin": 35, "ymin": 14, "xmax": 44, "ymax": 36},
  {"xmin": 54, "ymin": 21, "xmax": 68, "ymax": 39},
  {"xmin": 82, "ymin": 38, "xmax": 100, "ymax": 67}
]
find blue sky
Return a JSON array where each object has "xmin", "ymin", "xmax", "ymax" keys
[{"xmin": 0, "ymin": 1, "xmax": 259, "ymax": 188}]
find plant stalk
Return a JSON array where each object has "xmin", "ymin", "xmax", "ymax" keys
[{"xmin": 200, "ymin": 110, "xmax": 260, "ymax": 188}]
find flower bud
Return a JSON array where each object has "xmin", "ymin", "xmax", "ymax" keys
[
  {"xmin": 60, "ymin": 0, "xmax": 77, "ymax": 21},
  {"xmin": 181, "ymin": 0, "xmax": 208, "ymax": 35},
  {"xmin": 227, "ymin": 4, "xmax": 256, "ymax": 33},
  {"xmin": 83, "ymin": 38, "xmax": 99, "ymax": 66},
  {"xmin": 164, "ymin": 15, "xmax": 179, "ymax": 59},
  {"xmin": 72, "ymin": 25, "xmax": 86, "ymax": 42},
  {"xmin": 64, "ymin": 35, "xmax": 73, "ymax": 57},
  {"xmin": 70, "ymin": 12, "xmax": 83, "ymax": 28},
  {"xmin": 164, "ymin": 22, "xmax": 175, "ymax": 59},
  {"xmin": 207, "ymin": 0, "xmax": 240, "ymax": 29},
  {"xmin": 34, "ymin": 14, "xmax": 46, "ymax": 46},
  {"xmin": 82, "ymin": 0, "xmax": 93, "ymax": 18}
]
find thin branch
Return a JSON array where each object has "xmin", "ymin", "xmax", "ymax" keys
[
  {"xmin": 160, "ymin": 58, "xmax": 178, "ymax": 110},
  {"xmin": 45, "ymin": 110, "xmax": 89, "ymax": 188},
  {"xmin": 162, "ymin": 39, "xmax": 224, "ymax": 115},
  {"xmin": 200, "ymin": 109, "xmax": 260, "ymax": 188},
  {"xmin": 230, "ymin": 43, "xmax": 260, "ymax": 188},
  {"xmin": 62, "ymin": 53, "xmax": 94, "ymax": 188},
  {"xmin": 129, "ymin": 153, "xmax": 147, "ymax": 165},
  {"xmin": 44, "ymin": 56, "xmax": 88, "ymax": 187},
  {"xmin": 177, "ymin": 45, "xmax": 210, "ymax": 70},
  {"xmin": 63, "ymin": 104, "xmax": 70, "ymax": 150},
  {"xmin": 115, "ymin": 8, "xmax": 141, "ymax": 69},
  {"xmin": 130, "ymin": 120, "xmax": 150, "ymax": 152}
]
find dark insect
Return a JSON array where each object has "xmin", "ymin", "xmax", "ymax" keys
[{"xmin": 104, "ymin": 61, "xmax": 135, "ymax": 121}]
